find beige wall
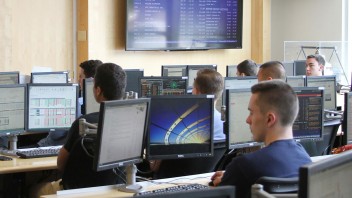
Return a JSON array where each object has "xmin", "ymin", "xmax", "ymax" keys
[
  {"xmin": 0, "ymin": 0, "xmax": 73, "ymax": 77},
  {"xmin": 87, "ymin": 0, "xmax": 253, "ymax": 76}
]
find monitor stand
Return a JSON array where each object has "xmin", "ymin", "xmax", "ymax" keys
[
  {"xmin": 0, "ymin": 134, "xmax": 19, "ymax": 156},
  {"xmin": 117, "ymin": 164, "xmax": 143, "ymax": 193}
]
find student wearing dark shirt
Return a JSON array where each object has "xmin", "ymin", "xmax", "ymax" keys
[{"xmin": 210, "ymin": 80, "xmax": 311, "ymax": 198}]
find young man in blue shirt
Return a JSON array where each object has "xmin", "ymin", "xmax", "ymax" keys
[{"xmin": 211, "ymin": 80, "xmax": 311, "ymax": 197}]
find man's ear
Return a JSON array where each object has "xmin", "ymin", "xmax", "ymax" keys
[
  {"xmin": 266, "ymin": 112, "xmax": 276, "ymax": 128},
  {"xmin": 267, "ymin": 77, "xmax": 273, "ymax": 81}
]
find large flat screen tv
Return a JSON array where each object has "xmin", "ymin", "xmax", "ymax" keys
[{"xmin": 126, "ymin": 0, "xmax": 243, "ymax": 51}]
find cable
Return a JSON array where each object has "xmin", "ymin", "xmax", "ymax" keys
[
  {"xmin": 80, "ymin": 137, "xmax": 94, "ymax": 158},
  {"xmin": 113, "ymin": 167, "xmax": 127, "ymax": 184}
]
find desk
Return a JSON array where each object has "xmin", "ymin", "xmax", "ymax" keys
[
  {"xmin": 0, "ymin": 155, "xmax": 57, "ymax": 174},
  {"xmin": 42, "ymin": 172, "xmax": 212, "ymax": 198}
]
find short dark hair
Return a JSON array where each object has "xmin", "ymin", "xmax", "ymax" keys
[
  {"xmin": 307, "ymin": 54, "xmax": 326, "ymax": 66},
  {"xmin": 194, "ymin": 69, "xmax": 224, "ymax": 100},
  {"xmin": 79, "ymin": 60, "xmax": 103, "ymax": 78},
  {"xmin": 237, "ymin": 59, "xmax": 258, "ymax": 76},
  {"xmin": 94, "ymin": 63, "xmax": 126, "ymax": 100},
  {"xmin": 259, "ymin": 61, "xmax": 286, "ymax": 81},
  {"xmin": 251, "ymin": 80, "xmax": 298, "ymax": 126}
]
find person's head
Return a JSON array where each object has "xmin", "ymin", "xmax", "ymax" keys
[
  {"xmin": 306, "ymin": 54, "xmax": 325, "ymax": 76},
  {"xmin": 246, "ymin": 80, "xmax": 298, "ymax": 144},
  {"xmin": 192, "ymin": 69, "xmax": 224, "ymax": 102},
  {"xmin": 78, "ymin": 60, "xmax": 103, "ymax": 89},
  {"xmin": 93, "ymin": 63, "xmax": 126, "ymax": 103},
  {"xmin": 236, "ymin": 59, "xmax": 258, "ymax": 76},
  {"xmin": 257, "ymin": 61, "xmax": 286, "ymax": 82}
]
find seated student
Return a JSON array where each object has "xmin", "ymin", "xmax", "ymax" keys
[
  {"xmin": 236, "ymin": 59, "xmax": 258, "ymax": 77},
  {"xmin": 257, "ymin": 61, "xmax": 286, "ymax": 82},
  {"xmin": 210, "ymin": 80, "xmax": 311, "ymax": 197},
  {"xmin": 31, "ymin": 63, "xmax": 126, "ymax": 197},
  {"xmin": 305, "ymin": 54, "xmax": 325, "ymax": 76},
  {"xmin": 36, "ymin": 59, "xmax": 102, "ymax": 147},
  {"xmin": 152, "ymin": 69, "xmax": 226, "ymax": 179}
]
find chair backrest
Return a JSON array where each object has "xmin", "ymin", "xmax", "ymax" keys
[
  {"xmin": 255, "ymin": 176, "xmax": 298, "ymax": 194},
  {"xmin": 62, "ymin": 137, "xmax": 124, "ymax": 189}
]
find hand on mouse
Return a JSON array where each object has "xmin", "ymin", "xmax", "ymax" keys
[{"xmin": 210, "ymin": 171, "xmax": 224, "ymax": 187}]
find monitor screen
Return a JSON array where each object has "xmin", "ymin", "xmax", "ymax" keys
[
  {"xmin": 226, "ymin": 65, "xmax": 237, "ymax": 77},
  {"xmin": 0, "ymin": 85, "xmax": 26, "ymax": 136},
  {"xmin": 343, "ymin": 92, "xmax": 352, "ymax": 144},
  {"xmin": 147, "ymin": 95, "xmax": 214, "ymax": 160},
  {"xmin": 226, "ymin": 89, "xmax": 261, "ymax": 149},
  {"xmin": 83, "ymin": 78, "xmax": 99, "ymax": 115},
  {"xmin": 0, "ymin": 72, "xmax": 20, "ymax": 85},
  {"xmin": 293, "ymin": 60, "xmax": 306, "ymax": 76},
  {"xmin": 293, "ymin": 87, "xmax": 324, "ymax": 140},
  {"xmin": 27, "ymin": 84, "xmax": 78, "ymax": 132},
  {"xmin": 140, "ymin": 77, "xmax": 188, "ymax": 97},
  {"xmin": 306, "ymin": 75, "xmax": 336, "ymax": 110},
  {"xmin": 286, "ymin": 76, "xmax": 306, "ymax": 87},
  {"xmin": 187, "ymin": 65, "xmax": 217, "ymax": 89},
  {"xmin": 31, "ymin": 71, "xmax": 68, "ymax": 84},
  {"xmin": 93, "ymin": 99, "xmax": 150, "ymax": 171},
  {"xmin": 222, "ymin": 76, "xmax": 258, "ymax": 105},
  {"xmin": 125, "ymin": 0, "xmax": 243, "ymax": 51},
  {"xmin": 161, "ymin": 65, "xmax": 187, "ymax": 77},
  {"xmin": 125, "ymin": 69, "xmax": 144, "ymax": 93},
  {"xmin": 299, "ymin": 150, "xmax": 352, "ymax": 198},
  {"xmin": 283, "ymin": 62, "xmax": 294, "ymax": 76}
]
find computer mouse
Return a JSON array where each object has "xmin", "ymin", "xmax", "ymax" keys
[
  {"xmin": 208, "ymin": 180, "xmax": 215, "ymax": 186},
  {"xmin": 0, "ymin": 156, "xmax": 12, "ymax": 161}
]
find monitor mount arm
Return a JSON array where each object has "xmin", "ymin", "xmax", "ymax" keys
[{"xmin": 79, "ymin": 118, "xmax": 97, "ymax": 136}]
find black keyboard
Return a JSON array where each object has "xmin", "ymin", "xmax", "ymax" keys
[
  {"xmin": 134, "ymin": 183, "xmax": 209, "ymax": 196},
  {"xmin": 16, "ymin": 146, "xmax": 61, "ymax": 158}
]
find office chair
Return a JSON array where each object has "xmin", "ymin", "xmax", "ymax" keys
[
  {"xmin": 61, "ymin": 137, "xmax": 124, "ymax": 189},
  {"xmin": 255, "ymin": 176, "xmax": 298, "ymax": 194}
]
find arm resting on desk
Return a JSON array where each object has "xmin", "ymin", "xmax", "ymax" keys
[{"xmin": 57, "ymin": 147, "xmax": 69, "ymax": 172}]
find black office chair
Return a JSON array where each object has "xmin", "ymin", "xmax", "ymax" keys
[
  {"xmin": 61, "ymin": 137, "xmax": 125, "ymax": 189},
  {"xmin": 255, "ymin": 176, "xmax": 298, "ymax": 194},
  {"xmin": 154, "ymin": 142, "xmax": 227, "ymax": 179},
  {"xmin": 301, "ymin": 119, "xmax": 341, "ymax": 156}
]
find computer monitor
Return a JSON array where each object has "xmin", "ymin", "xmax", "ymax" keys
[
  {"xmin": 31, "ymin": 71, "xmax": 69, "ymax": 83},
  {"xmin": 342, "ymin": 92, "xmax": 352, "ymax": 145},
  {"xmin": 293, "ymin": 60, "xmax": 306, "ymax": 76},
  {"xmin": 283, "ymin": 62, "xmax": 295, "ymax": 76},
  {"xmin": 226, "ymin": 65, "xmax": 237, "ymax": 77},
  {"xmin": 161, "ymin": 65, "xmax": 187, "ymax": 77},
  {"xmin": 226, "ymin": 89, "xmax": 262, "ymax": 149},
  {"xmin": 293, "ymin": 87, "xmax": 324, "ymax": 140},
  {"xmin": 0, "ymin": 71, "xmax": 20, "ymax": 85},
  {"xmin": 147, "ymin": 95, "xmax": 214, "ymax": 160},
  {"xmin": 125, "ymin": 69, "xmax": 144, "ymax": 93},
  {"xmin": 83, "ymin": 78, "xmax": 99, "ymax": 115},
  {"xmin": 187, "ymin": 65, "xmax": 217, "ymax": 90},
  {"xmin": 222, "ymin": 76, "xmax": 258, "ymax": 105},
  {"xmin": 26, "ymin": 83, "xmax": 78, "ymax": 132},
  {"xmin": 139, "ymin": 77, "xmax": 188, "ymax": 97},
  {"xmin": 306, "ymin": 75, "xmax": 336, "ymax": 110},
  {"xmin": 299, "ymin": 150, "xmax": 352, "ymax": 198},
  {"xmin": 93, "ymin": 98, "xmax": 150, "ymax": 193},
  {"xmin": 286, "ymin": 76, "xmax": 306, "ymax": 87}
]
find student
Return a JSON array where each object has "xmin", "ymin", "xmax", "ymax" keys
[
  {"xmin": 306, "ymin": 54, "xmax": 325, "ymax": 76},
  {"xmin": 210, "ymin": 80, "xmax": 311, "ymax": 197},
  {"xmin": 192, "ymin": 69, "xmax": 225, "ymax": 141},
  {"xmin": 257, "ymin": 61, "xmax": 286, "ymax": 82},
  {"xmin": 31, "ymin": 63, "xmax": 126, "ymax": 197},
  {"xmin": 236, "ymin": 59, "xmax": 258, "ymax": 77},
  {"xmin": 36, "ymin": 59, "xmax": 103, "ymax": 147}
]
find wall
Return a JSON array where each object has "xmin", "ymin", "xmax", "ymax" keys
[
  {"xmin": 87, "ymin": 0, "xmax": 253, "ymax": 76},
  {"xmin": 271, "ymin": 0, "xmax": 343, "ymax": 61},
  {"xmin": 0, "ymin": 0, "xmax": 73, "ymax": 77}
]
